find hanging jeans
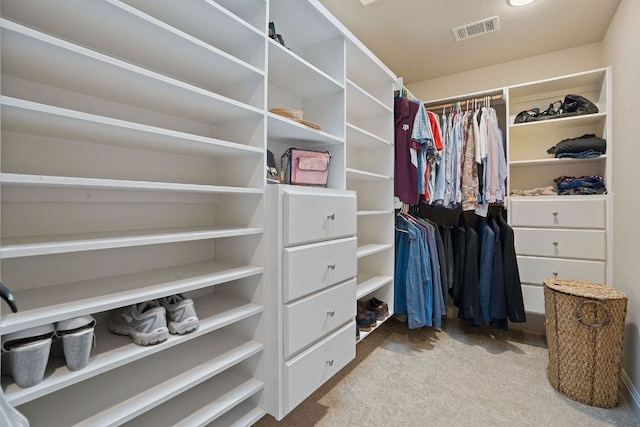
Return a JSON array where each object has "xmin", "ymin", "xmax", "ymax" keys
[{"xmin": 395, "ymin": 216, "xmax": 431, "ymax": 329}]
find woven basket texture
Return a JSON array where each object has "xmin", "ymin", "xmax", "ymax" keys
[{"xmin": 544, "ymin": 279, "xmax": 627, "ymax": 408}]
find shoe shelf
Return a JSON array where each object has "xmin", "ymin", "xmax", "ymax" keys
[
  {"xmin": 0, "ymin": 173, "xmax": 265, "ymax": 196},
  {"xmin": 1, "ymin": 0, "xmax": 267, "ymax": 424},
  {"xmin": 120, "ymin": 0, "xmax": 267, "ymax": 69},
  {"xmin": 356, "ymin": 312, "xmax": 394, "ymax": 344},
  {"xmin": 1, "ymin": 97, "xmax": 265, "ymax": 154},
  {"xmin": 0, "ymin": 226, "xmax": 263, "ymax": 259},
  {"xmin": 0, "ymin": 259, "xmax": 262, "ymax": 335},
  {"xmin": 1, "ymin": 0, "xmax": 266, "ymax": 109},
  {"xmin": 0, "ymin": 20, "xmax": 263, "ymax": 127},
  {"xmin": 357, "ymin": 243, "xmax": 394, "ymax": 259},
  {"xmin": 3, "ymin": 293, "xmax": 263, "ymax": 406},
  {"xmin": 16, "ymin": 329, "xmax": 263, "ymax": 426},
  {"xmin": 207, "ymin": 399, "xmax": 265, "ymax": 427},
  {"xmin": 356, "ymin": 274, "xmax": 394, "ymax": 300},
  {"xmin": 124, "ymin": 369, "xmax": 263, "ymax": 427}
]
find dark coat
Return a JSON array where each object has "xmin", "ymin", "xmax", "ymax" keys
[{"xmin": 498, "ymin": 215, "xmax": 527, "ymax": 323}]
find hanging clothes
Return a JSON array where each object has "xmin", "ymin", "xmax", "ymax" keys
[
  {"xmin": 498, "ymin": 214, "xmax": 527, "ymax": 323},
  {"xmin": 394, "ymin": 96, "xmax": 421, "ymax": 205},
  {"xmin": 460, "ymin": 108, "xmax": 479, "ymax": 211},
  {"xmin": 409, "ymin": 100, "xmax": 506, "ymax": 213},
  {"xmin": 396, "ymin": 207, "xmax": 527, "ymax": 331},
  {"xmin": 394, "ymin": 212, "xmax": 454, "ymax": 329}
]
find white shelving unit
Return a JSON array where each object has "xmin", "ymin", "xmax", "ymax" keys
[
  {"xmin": 0, "ymin": 1, "xmax": 267, "ymax": 425},
  {"xmin": 506, "ymin": 68, "xmax": 612, "ymax": 314},
  {"xmin": 344, "ymin": 40, "xmax": 397, "ymax": 335},
  {"xmin": 1, "ymin": 0, "xmax": 399, "ymax": 423}
]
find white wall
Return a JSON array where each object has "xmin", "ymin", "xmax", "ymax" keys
[
  {"xmin": 405, "ymin": 6, "xmax": 640, "ymax": 416},
  {"xmin": 406, "ymin": 43, "xmax": 602, "ymax": 102},
  {"xmin": 602, "ymin": 0, "xmax": 640, "ymax": 417}
]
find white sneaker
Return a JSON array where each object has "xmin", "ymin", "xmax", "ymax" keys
[
  {"xmin": 109, "ymin": 301, "xmax": 169, "ymax": 346},
  {"xmin": 158, "ymin": 294, "xmax": 199, "ymax": 335}
]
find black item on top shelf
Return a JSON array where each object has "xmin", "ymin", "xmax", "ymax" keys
[{"xmin": 514, "ymin": 94, "xmax": 599, "ymax": 124}]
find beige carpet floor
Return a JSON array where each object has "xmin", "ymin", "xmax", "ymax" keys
[{"xmin": 254, "ymin": 317, "xmax": 639, "ymax": 427}]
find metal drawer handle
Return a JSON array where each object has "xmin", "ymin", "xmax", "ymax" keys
[
  {"xmin": 327, "ymin": 310, "xmax": 335, "ymax": 317},
  {"xmin": 552, "ymin": 211, "xmax": 558, "ymax": 216},
  {"xmin": 553, "ymin": 241, "xmax": 558, "ymax": 246},
  {"xmin": 328, "ymin": 263, "xmax": 336, "ymax": 270},
  {"xmin": 327, "ymin": 213, "xmax": 335, "ymax": 220},
  {"xmin": 326, "ymin": 359, "xmax": 334, "ymax": 366},
  {"xmin": 553, "ymin": 271, "xmax": 558, "ymax": 277}
]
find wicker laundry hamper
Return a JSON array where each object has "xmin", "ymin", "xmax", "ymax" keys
[{"xmin": 543, "ymin": 279, "xmax": 627, "ymax": 408}]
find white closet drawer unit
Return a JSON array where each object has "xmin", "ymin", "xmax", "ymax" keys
[
  {"xmin": 517, "ymin": 255, "xmax": 606, "ymax": 285},
  {"xmin": 283, "ymin": 236, "xmax": 357, "ymax": 302},
  {"xmin": 514, "ymin": 228, "xmax": 606, "ymax": 260},
  {"xmin": 283, "ymin": 321, "xmax": 356, "ymax": 414},
  {"xmin": 521, "ymin": 284, "xmax": 545, "ymax": 315},
  {"xmin": 284, "ymin": 278, "xmax": 356, "ymax": 358},
  {"xmin": 510, "ymin": 197, "xmax": 605, "ymax": 229},
  {"xmin": 283, "ymin": 191, "xmax": 357, "ymax": 246}
]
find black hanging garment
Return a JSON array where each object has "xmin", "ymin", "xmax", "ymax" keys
[{"xmin": 498, "ymin": 215, "xmax": 526, "ymax": 323}]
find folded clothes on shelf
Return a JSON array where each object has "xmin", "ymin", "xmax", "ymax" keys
[
  {"xmin": 547, "ymin": 133, "xmax": 606, "ymax": 157},
  {"xmin": 510, "ymin": 186, "xmax": 557, "ymax": 196},
  {"xmin": 554, "ymin": 175, "xmax": 607, "ymax": 195}
]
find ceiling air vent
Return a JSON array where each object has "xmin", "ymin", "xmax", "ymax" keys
[{"xmin": 452, "ymin": 16, "xmax": 500, "ymax": 41}]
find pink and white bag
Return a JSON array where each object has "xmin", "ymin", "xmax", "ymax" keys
[{"xmin": 280, "ymin": 148, "xmax": 331, "ymax": 187}]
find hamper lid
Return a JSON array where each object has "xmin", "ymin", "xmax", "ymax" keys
[{"xmin": 544, "ymin": 279, "xmax": 627, "ymax": 300}]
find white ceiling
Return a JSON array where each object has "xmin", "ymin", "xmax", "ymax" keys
[{"xmin": 317, "ymin": 0, "xmax": 621, "ymax": 84}]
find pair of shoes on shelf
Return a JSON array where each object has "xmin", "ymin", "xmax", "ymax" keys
[
  {"xmin": 356, "ymin": 300, "xmax": 377, "ymax": 332},
  {"xmin": 109, "ymin": 294, "xmax": 199, "ymax": 346},
  {"xmin": 367, "ymin": 297, "xmax": 389, "ymax": 320}
]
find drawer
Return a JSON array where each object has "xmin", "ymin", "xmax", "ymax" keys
[
  {"xmin": 517, "ymin": 255, "xmax": 606, "ymax": 285},
  {"xmin": 284, "ymin": 191, "xmax": 356, "ymax": 246},
  {"xmin": 284, "ymin": 321, "xmax": 355, "ymax": 414},
  {"xmin": 284, "ymin": 279, "xmax": 356, "ymax": 358},
  {"xmin": 514, "ymin": 228, "xmax": 605, "ymax": 260},
  {"xmin": 283, "ymin": 236, "xmax": 357, "ymax": 302},
  {"xmin": 284, "ymin": 278, "xmax": 356, "ymax": 358},
  {"xmin": 509, "ymin": 197, "xmax": 605, "ymax": 229}
]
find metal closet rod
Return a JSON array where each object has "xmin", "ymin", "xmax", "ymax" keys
[{"xmin": 425, "ymin": 94, "xmax": 504, "ymax": 111}]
